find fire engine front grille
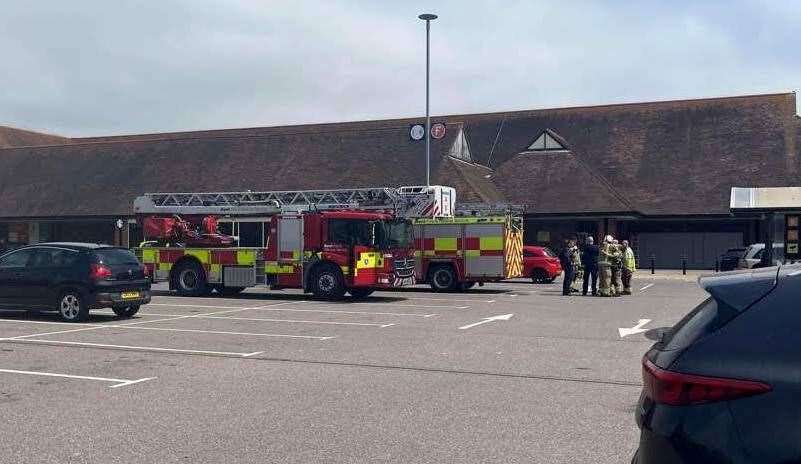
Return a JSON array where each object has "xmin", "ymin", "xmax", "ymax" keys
[{"xmin": 393, "ymin": 258, "xmax": 415, "ymax": 278}]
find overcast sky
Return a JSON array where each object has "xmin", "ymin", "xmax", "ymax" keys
[{"xmin": 1, "ymin": 0, "xmax": 798, "ymax": 137}]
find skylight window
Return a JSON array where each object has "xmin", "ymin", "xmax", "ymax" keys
[{"xmin": 527, "ymin": 131, "xmax": 566, "ymax": 151}]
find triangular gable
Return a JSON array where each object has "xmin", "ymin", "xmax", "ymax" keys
[
  {"xmin": 448, "ymin": 126, "xmax": 472, "ymax": 162},
  {"xmin": 526, "ymin": 129, "xmax": 566, "ymax": 151}
]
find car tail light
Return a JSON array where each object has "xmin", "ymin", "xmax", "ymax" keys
[
  {"xmin": 642, "ymin": 357, "xmax": 771, "ymax": 406},
  {"xmin": 89, "ymin": 263, "xmax": 113, "ymax": 280}
]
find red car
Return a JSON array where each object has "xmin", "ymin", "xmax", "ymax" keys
[{"xmin": 523, "ymin": 245, "xmax": 562, "ymax": 283}]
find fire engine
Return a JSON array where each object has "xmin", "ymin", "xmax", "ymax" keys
[
  {"xmin": 412, "ymin": 201, "xmax": 525, "ymax": 291},
  {"xmin": 133, "ymin": 187, "xmax": 420, "ymax": 299}
]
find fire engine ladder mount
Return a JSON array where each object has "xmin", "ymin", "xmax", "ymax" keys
[{"xmin": 133, "ymin": 188, "xmax": 408, "ymax": 215}]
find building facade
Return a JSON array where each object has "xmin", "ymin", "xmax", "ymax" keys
[{"xmin": 1, "ymin": 92, "xmax": 799, "ymax": 268}]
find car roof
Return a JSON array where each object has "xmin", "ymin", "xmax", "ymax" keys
[{"xmin": 17, "ymin": 242, "xmax": 120, "ymax": 251}]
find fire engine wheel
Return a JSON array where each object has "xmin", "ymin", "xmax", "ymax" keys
[
  {"xmin": 172, "ymin": 261, "xmax": 210, "ymax": 297},
  {"xmin": 348, "ymin": 288, "xmax": 375, "ymax": 300},
  {"xmin": 311, "ymin": 264, "xmax": 346, "ymax": 300},
  {"xmin": 429, "ymin": 265, "xmax": 457, "ymax": 292}
]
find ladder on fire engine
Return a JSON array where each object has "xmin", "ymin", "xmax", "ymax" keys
[{"xmin": 133, "ymin": 187, "xmax": 408, "ymax": 216}]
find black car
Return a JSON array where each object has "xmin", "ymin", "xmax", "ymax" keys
[
  {"xmin": 633, "ymin": 265, "xmax": 801, "ymax": 463},
  {"xmin": 0, "ymin": 243, "xmax": 151, "ymax": 322},
  {"xmin": 718, "ymin": 247, "xmax": 745, "ymax": 272}
]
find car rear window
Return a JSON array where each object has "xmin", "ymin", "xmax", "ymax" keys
[
  {"xmin": 93, "ymin": 248, "xmax": 140, "ymax": 265},
  {"xmin": 659, "ymin": 297, "xmax": 742, "ymax": 351},
  {"xmin": 542, "ymin": 248, "xmax": 556, "ymax": 258}
]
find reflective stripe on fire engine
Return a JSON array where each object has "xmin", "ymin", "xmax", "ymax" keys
[
  {"xmin": 158, "ymin": 262, "xmax": 172, "ymax": 271},
  {"xmin": 356, "ymin": 252, "xmax": 384, "ymax": 269},
  {"xmin": 465, "ymin": 249, "xmax": 480, "ymax": 258},
  {"xmin": 184, "ymin": 249, "xmax": 210, "ymax": 264},
  {"xmin": 209, "ymin": 264, "xmax": 222, "ymax": 283},
  {"xmin": 236, "ymin": 250, "xmax": 256, "ymax": 266},
  {"xmin": 265, "ymin": 262, "xmax": 295, "ymax": 274},
  {"xmin": 434, "ymin": 237, "xmax": 457, "ymax": 251},
  {"xmin": 141, "ymin": 249, "xmax": 158, "ymax": 264},
  {"xmin": 412, "ymin": 217, "xmax": 506, "ymax": 225},
  {"xmin": 479, "ymin": 236, "xmax": 504, "ymax": 251}
]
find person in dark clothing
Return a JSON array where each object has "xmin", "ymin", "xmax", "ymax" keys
[
  {"xmin": 581, "ymin": 236, "xmax": 600, "ymax": 296},
  {"xmin": 558, "ymin": 239, "xmax": 576, "ymax": 296}
]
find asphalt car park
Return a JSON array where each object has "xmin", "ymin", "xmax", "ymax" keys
[{"xmin": 0, "ymin": 277, "xmax": 707, "ymax": 463}]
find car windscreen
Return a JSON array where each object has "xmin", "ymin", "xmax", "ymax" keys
[
  {"xmin": 93, "ymin": 248, "xmax": 140, "ymax": 265},
  {"xmin": 542, "ymin": 248, "xmax": 556, "ymax": 258}
]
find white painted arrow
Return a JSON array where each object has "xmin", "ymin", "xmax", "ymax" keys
[
  {"xmin": 459, "ymin": 314, "xmax": 514, "ymax": 330},
  {"xmin": 618, "ymin": 319, "xmax": 652, "ymax": 338}
]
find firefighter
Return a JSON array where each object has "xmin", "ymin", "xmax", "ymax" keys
[
  {"xmin": 558, "ymin": 238, "xmax": 577, "ymax": 296},
  {"xmin": 581, "ymin": 236, "xmax": 599, "ymax": 296},
  {"xmin": 621, "ymin": 240, "xmax": 636, "ymax": 295},
  {"xmin": 611, "ymin": 239, "xmax": 624, "ymax": 296},
  {"xmin": 570, "ymin": 241, "xmax": 583, "ymax": 293},
  {"xmin": 598, "ymin": 235, "xmax": 615, "ymax": 297}
]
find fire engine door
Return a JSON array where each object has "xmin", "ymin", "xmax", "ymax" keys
[{"xmin": 277, "ymin": 215, "xmax": 303, "ymax": 279}]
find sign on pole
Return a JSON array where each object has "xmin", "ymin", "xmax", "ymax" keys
[
  {"xmin": 409, "ymin": 124, "xmax": 425, "ymax": 141},
  {"xmin": 430, "ymin": 123, "xmax": 446, "ymax": 139},
  {"xmin": 786, "ymin": 215, "xmax": 799, "ymax": 260}
]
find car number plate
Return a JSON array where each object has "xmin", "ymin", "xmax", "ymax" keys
[{"xmin": 121, "ymin": 291, "xmax": 140, "ymax": 299}]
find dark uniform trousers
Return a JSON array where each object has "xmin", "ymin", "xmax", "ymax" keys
[{"xmin": 583, "ymin": 265, "xmax": 598, "ymax": 295}]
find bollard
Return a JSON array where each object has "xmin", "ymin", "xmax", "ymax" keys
[
  {"xmin": 650, "ymin": 254, "xmax": 655, "ymax": 274},
  {"xmin": 715, "ymin": 258, "xmax": 719, "ymax": 273},
  {"xmin": 681, "ymin": 255, "xmax": 687, "ymax": 275}
]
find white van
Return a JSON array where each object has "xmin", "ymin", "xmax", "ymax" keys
[{"xmin": 738, "ymin": 243, "xmax": 785, "ymax": 269}]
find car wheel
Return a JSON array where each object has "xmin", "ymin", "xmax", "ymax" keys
[
  {"xmin": 531, "ymin": 269, "xmax": 549, "ymax": 284},
  {"xmin": 311, "ymin": 264, "xmax": 346, "ymax": 300},
  {"xmin": 429, "ymin": 265, "xmax": 457, "ymax": 292},
  {"xmin": 112, "ymin": 305, "xmax": 140, "ymax": 318},
  {"xmin": 57, "ymin": 291, "xmax": 89, "ymax": 322},
  {"xmin": 348, "ymin": 288, "xmax": 374, "ymax": 300},
  {"xmin": 171, "ymin": 261, "xmax": 209, "ymax": 297}
]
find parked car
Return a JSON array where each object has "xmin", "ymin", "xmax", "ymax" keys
[
  {"xmin": 738, "ymin": 243, "xmax": 785, "ymax": 269},
  {"xmin": 718, "ymin": 247, "xmax": 745, "ymax": 271},
  {"xmin": 523, "ymin": 245, "xmax": 562, "ymax": 283},
  {"xmin": 0, "ymin": 243, "xmax": 151, "ymax": 322},
  {"xmin": 632, "ymin": 265, "xmax": 801, "ymax": 463}
]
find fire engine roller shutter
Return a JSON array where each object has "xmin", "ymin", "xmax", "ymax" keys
[{"xmin": 464, "ymin": 224, "xmax": 504, "ymax": 277}]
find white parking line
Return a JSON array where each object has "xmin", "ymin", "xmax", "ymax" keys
[
  {"xmin": 196, "ymin": 315, "xmax": 394, "ymax": 328},
  {"xmin": 0, "ymin": 368, "xmax": 155, "ymax": 389},
  {"xmin": 7, "ymin": 326, "xmax": 107, "ymax": 339},
  {"xmin": 400, "ymin": 297, "xmax": 496, "ymax": 303},
  {"xmin": 102, "ymin": 324, "xmax": 336, "ymax": 339},
  {"xmin": 311, "ymin": 303, "xmax": 469, "ymax": 310},
  {"xmin": 4, "ymin": 339, "xmax": 269, "ymax": 357},
  {"xmin": 639, "ymin": 284, "xmax": 655, "ymax": 292}
]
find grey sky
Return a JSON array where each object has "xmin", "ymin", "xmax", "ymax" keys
[{"xmin": 1, "ymin": 0, "xmax": 798, "ymax": 137}]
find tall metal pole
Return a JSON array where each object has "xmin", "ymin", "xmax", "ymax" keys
[
  {"xmin": 425, "ymin": 19, "xmax": 430, "ymax": 187},
  {"xmin": 419, "ymin": 14, "xmax": 437, "ymax": 187}
]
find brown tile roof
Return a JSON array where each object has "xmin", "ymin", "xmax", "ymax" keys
[
  {"xmin": 0, "ymin": 126, "xmax": 68, "ymax": 148},
  {"xmin": 0, "ymin": 122, "xmax": 467, "ymax": 217},
  {"xmin": 1, "ymin": 92, "xmax": 798, "ymax": 218}
]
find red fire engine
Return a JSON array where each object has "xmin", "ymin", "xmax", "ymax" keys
[{"xmin": 133, "ymin": 188, "xmax": 417, "ymax": 299}]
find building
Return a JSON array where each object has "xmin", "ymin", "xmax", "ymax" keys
[{"xmin": 1, "ymin": 92, "xmax": 799, "ymax": 268}]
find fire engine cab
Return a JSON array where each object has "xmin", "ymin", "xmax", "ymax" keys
[{"xmin": 133, "ymin": 188, "xmax": 417, "ymax": 299}]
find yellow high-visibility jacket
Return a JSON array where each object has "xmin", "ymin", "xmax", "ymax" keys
[{"xmin": 624, "ymin": 248, "xmax": 636, "ymax": 271}]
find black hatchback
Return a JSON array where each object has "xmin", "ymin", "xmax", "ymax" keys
[
  {"xmin": 0, "ymin": 243, "xmax": 151, "ymax": 322},
  {"xmin": 633, "ymin": 265, "xmax": 801, "ymax": 463}
]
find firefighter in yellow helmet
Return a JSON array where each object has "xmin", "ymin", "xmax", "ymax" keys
[{"xmin": 598, "ymin": 235, "xmax": 616, "ymax": 297}]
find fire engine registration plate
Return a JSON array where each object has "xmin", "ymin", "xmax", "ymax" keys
[{"xmin": 121, "ymin": 291, "xmax": 140, "ymax": 300}]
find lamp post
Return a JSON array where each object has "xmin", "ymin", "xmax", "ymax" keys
[{"xmin": 418, "ymin": 13, "xmax": 437, "ymax": 186}]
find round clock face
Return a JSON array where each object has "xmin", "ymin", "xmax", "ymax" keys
[{"xmin": 410, "ymin": 124, "xmax": 425, "ymax": 141}]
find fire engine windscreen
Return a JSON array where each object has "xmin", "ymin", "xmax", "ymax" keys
[{"xmin": 376, "ymin": 219, "xmax": 412, "ymax": 249}]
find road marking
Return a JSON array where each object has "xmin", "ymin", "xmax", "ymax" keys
[
  {"xmin": 639, "ymin": 284, "xmax": 654, "ymax": 292},
  {"xmin": 194, "ymin": 315, "xmax": 394, "ymax": 328},
  {"xmin": 8, "ymin": 326, "xmax": 107, "ymax": 339},
  {"xmin": 249, "ymin": 307, "xmax": 437, "ymax": 318},
  {"xmin": 313, "ymin": 303, "xmax": 469, "ymax": 310},
  {"xmin": 399, "ymin": 297, "xmax": 496, "ymax": 303},
  {"xmin": 147, "ymin": 303, "xmax": 265, "ymax": 310},
  {"xmin": 618, "ymin": 319, "xmax": 652, "ymax": 337},
  {"xmin": 0, "ymin": 368, "xmax": 155, "ymax": 389},
  {"xmin": 99, "ymin": 325, "xmax": 336, "ymax": 339},
  {"xmin": 458, "ymin": 313, "xmax": 514, "ymax": 330},
  {"xmin": 2, "ymin": 339, "xmax": 271, "ymax": 357}
]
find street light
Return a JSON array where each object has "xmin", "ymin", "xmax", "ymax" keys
[{"xmin": 418, "ymin": 13, "xmax": 437, "ymax": 186}]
